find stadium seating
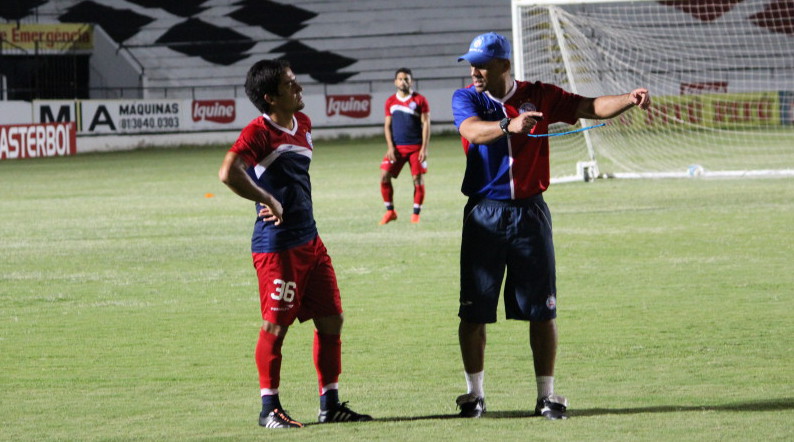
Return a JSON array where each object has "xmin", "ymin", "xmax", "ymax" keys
[{"xmin": 3, "ymin": 0, "xmax": 512, "ymax": 97}]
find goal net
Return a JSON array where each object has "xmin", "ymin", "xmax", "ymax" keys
[{"xmin": 511, "ymin": 0, "xmax": 794, "ymax": 181}]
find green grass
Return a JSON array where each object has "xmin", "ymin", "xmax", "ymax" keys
[
  {"xmin": 1, "ymin": 134, "xmax": 792, "ymax": 440},
  {"xmin": 544, "ymin": 124, "xmax": 794, "ymax": 178}
]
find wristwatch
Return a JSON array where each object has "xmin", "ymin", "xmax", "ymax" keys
[{"xmin": 499, "ymin": 117, "xmax": 511, "ymax": 135}]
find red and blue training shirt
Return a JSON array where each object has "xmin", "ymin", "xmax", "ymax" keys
[
  {"xmin": 452, "ymin": 80, "xmax": 583, "ymax": 200},
  {"xmin": 230, "ymin": 112, "xmax": 317, "ymax": 253},
  {"xmin": 385, "ymin": 92, "xmax": 429, "ymax": 146}
]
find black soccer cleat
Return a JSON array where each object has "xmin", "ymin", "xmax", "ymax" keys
[
  {"xmin": 318, "ymin": 401, "xmax": 373, "ymax": 423},
  {"xmin": 534, "ymin": 395, "xmax": 568, "ymax": 420},
  {"xmin": 456, "ymin": 393, "xmax": 486, "ymax": 418},
  {"xmin": 259, "ymin": 408, "xmax": 304, "ymax": 428}
]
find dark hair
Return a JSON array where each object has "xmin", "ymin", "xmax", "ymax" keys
[
  {"xmin": 245, "ymin": 59, "xmax": 291, "ymax": 113},
  {"xmin": 394, "ymin": 67, "xmax": 413, "ymax": 79}
]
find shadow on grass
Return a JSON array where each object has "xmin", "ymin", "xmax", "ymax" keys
[
  {"xmin": 573, "ymin": 397, "xmax": 794, "ymax": 417},
  {"xmin": 368, "ymin": 397, "xmax": 794, "ymax": 422}
]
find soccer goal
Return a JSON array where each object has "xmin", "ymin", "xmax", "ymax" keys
[{"xmin": 511, "ymin": 0, "xmax": 794, "ymax": 182}]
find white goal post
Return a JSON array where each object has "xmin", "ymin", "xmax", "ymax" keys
[{"xmin": 511, "ymin": 0, "xmax": 794, "ymax": 182}]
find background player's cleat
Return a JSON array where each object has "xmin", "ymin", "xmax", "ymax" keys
[
  {"xmin": 410, "ymin": 213, "xmax": 420, "ymax": 223},
  {"xmin": 318, "ymin": 401, "xmax": 373, "ymax": 423},
  {"xmin": 379, "ymin": 210, "xmax": 398, "ymax": 225},
  {"xmin": 534, "ymin": 395, "xmax": 568, "ymax": 420},
  {"xmin": 456, "ymin": 393, "xmax": 486, "ymax": 418},
  {"xmin": 259, "ymin": 408, "xmax": 304, "ymax": 428}
]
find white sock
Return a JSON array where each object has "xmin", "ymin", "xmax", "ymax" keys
[
  {"xmin": 321, "ymin": 383, "xmax": 339, "ymax": 395},
  {"xmin": 536, "ymin": 376, "xmax": 554, "ymax": 399},
  {"xmin": 465, "ymin": 371, "xmax": 484, "ymax": 398}
]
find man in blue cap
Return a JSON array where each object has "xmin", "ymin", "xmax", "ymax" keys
[{"xmin": 451, "ymin": 32, "xmax": 650, "ymax": 419}]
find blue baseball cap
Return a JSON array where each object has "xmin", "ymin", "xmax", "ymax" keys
[{"xmin": 457, "ymin": 32, "xmax": 512, "ymax": 64}]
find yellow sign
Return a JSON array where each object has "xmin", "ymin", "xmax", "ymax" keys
[
  {"xmin": 614, "ymin": 92, "xmax": 781, "ymax": 129},
  {"xmin": 0, "ymin": 23, "xmax": 93, "ymax": 51}
]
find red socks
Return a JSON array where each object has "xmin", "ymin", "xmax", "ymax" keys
[
  {"xmin": 383, "ymin": 182, "xmax": 425, "ymax": 212},
  {"xmin": 380, "ymin": 181, "xmax": 394, "ymax": 206},
  {"xmin": 414, "ymin": 184, "xmax": 425, "ymax": 207},
  {"xmin": 313, "ymin": 330, "xmax": 342, "ymax": 394},
  {"xmin": 255, "ymin": 328, "xmax": 285, "ymax": 391},
  {"xmin": 257, "ymin": 329, "xmax": 342, "ymax": 396}
]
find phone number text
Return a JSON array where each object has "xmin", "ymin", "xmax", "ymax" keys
[{"xmin": 119, "ymin": 116, "xmax": 180, "ymax": 130}]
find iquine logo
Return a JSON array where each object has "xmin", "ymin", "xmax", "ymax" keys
[
  {"xmin": 192, "ymin": 100, "xmax": 236, "ymax": 123},
  {"xmin": 326, "ymin": 95, "xmax": 371, "ymax": 118}
]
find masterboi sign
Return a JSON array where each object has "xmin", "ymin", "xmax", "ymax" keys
[{"xmin": 0, "ymin": 122, "xmax": 77, "ymax": 160}]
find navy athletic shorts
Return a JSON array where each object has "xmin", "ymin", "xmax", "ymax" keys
[{"xmin": 458, "ymin": 195, "xmax": 557, "ymax": 323}]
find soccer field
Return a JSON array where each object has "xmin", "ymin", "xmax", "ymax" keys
[{"xmin": 1, "ymin": 134, "xmax": 792, "ymax": 440}]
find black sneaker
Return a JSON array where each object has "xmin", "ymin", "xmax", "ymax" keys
[
  {"xmin": 534, "ymin": 395, "xmax": 568, "ymax": 420},
  {"xmin": 456, "ymin": 393, "xmax": 486, "ymax": 418},
  {"xmin": 318, "ymin": 401, "xmax": 373, "ymax": 423},
  {"xmin": 259, "ymin": 408, "xmax": 304, "ymax": 428}
]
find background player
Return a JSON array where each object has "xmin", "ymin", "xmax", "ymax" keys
[
  {"xmin": 451, "ymin": 32, "xmax": 651, "ymax": 420},
  {"xmin": 379, "ymin": 67, "xmax": 431, "ymax": 224},
  {"xmin": 218, "ymin": 59, "xmax": 372, "ymax": 429}
]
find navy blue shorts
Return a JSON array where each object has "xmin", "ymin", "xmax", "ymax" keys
[{"xmin": 458, "ymin": 195, "xmax": 557, "ymax": 323}]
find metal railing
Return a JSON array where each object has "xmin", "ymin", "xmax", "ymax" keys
[{"xmin": 1, "ymin": 72, "xmax": 473, "ymax": 101}]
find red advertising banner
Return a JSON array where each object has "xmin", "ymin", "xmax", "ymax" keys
[
  {"xmin": 192, "ymin": 100, "xmax": 236, "ymax": 123},
  {"xmin": 680, "ymin": 82, "xmax": 728, "ymax": 95},
  {"xmin": 0, "ymin": 122, "xmax": 77, "ymax": 160},
  {"xmin": 325, "ymin": 94, "xmax": 372, "ymax": 118}
]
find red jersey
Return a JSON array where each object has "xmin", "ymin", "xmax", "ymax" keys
[{"xmin": 230, "ymin": 112, "xmax": 317, "ymax": 253}]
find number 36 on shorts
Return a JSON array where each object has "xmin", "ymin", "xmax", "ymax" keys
[{"xmin": 270, "ymin": 279, "xmax": 297, "ymax": 302}]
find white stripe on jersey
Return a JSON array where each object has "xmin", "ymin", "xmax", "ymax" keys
[
  {"xmin": 485, "ymin": 84, "xmax": 518, "ymax": 199},
  {"xmin": 389, "ymin": 104, "xmax": 419, "ymax": 117},
  {"xmin": 253, "ymin": 144, "xmax": 313, "ymax": 178}
]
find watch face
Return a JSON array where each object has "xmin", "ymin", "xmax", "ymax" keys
[{"xmin": 500, "ymin": 118, "xmax": 510, "ymax": 134}]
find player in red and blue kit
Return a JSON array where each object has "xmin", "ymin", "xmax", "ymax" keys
[
  {"xmin": 219, "ymin": 59, "xmax": 372, "ymax": 429},
  {"xmin": 380, "ymin": 67, "xmax": 431, "ymax": 224},
  {"xmin": 451, "ymin": 32, "xmax": 651, "ymax": 420}
]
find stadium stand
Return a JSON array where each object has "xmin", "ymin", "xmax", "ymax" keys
[{"xmin": 1, "ymin": 0, "xmax": 512, "ymax": 99}]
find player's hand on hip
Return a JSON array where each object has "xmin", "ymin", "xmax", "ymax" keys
[
  {"xmin": 629, "ymin": 88, "xmax": 651, "ymax": 110},
  {"xmin": 258, "ymin": 198, "xmax": 284, "ymax": 226},
  {"xmin": 511, "ymin": 112, "xmax": 543, "ymax": 134}
]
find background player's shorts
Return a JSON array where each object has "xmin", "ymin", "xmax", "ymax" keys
[
  {"xmin": 380, "ymin": 144, "xmax": 428, "ymax": 178},
  {"xmin": 252, "ymin": 235, "xmax": 343, "ymax": 326},
  {"xmin": 458, "ymin": 195, "xmax": 557, "ymax": 323}
]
